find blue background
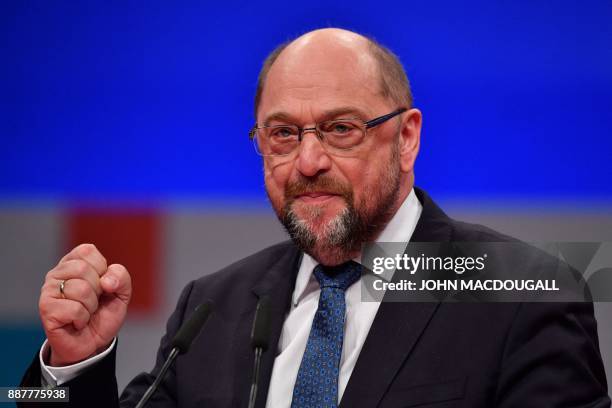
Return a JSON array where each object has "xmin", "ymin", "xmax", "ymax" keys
[{"xmin": 1, "ymin": 0, "xmax": 611, "ymax": 203}]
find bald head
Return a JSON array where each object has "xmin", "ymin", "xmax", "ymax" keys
[{"xmin": 254, "ymin": 28, "xmax": 413, "ymax": 119}]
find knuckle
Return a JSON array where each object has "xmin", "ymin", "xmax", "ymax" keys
[
  {"xmin": 40, "ymin": 281, "xmax": 50, "ymax": 293},
  {"xmin": 72, "ymin": 280, "xmax": 90, "ymax": 299},
  {"xmin": 70, "ymin": 259, "xmax": 89, "ymax": 276},
  {"xmin": 75, "ymin": 243, "xmax": 96, "ymax": 257},
  {"xmin": 39, "ymin": 299, "xmax": 59, "ymax": 322},
  {"xmin": 38, "ymin": 297, "xmax": 49, "ymax": 315},
  {"xmin": 67, "ymin": 300, "xmax": 84, "ymax": 317},
  {"xmin": 40, "ymin": 282, "xmax": 54, "ymax": 298},
  {"xmin": 98, "ymin": 251, "xmax": 108, "ymax": 266},
  {"xmin": 46, "ymin": 266, "xmax": 60, "ymax": 280}
]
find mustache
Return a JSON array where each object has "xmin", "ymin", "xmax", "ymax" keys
[{"xmin": 284, "ymin": 175, "xmax": 353, "ymax": 201}]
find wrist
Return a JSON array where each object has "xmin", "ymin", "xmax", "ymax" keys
[{"xmin": 48, "ymin": 345, "xmax": 111, "ymax": 367}]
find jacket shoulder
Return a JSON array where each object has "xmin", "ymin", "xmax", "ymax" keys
[{"xmin": 449, "ymin": 218, "xmax": 520, "ymax": 243}]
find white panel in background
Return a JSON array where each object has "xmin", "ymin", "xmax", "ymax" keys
[{"xmin": 0, "ymin": 209, "xmax": 65, "ymax": 321}]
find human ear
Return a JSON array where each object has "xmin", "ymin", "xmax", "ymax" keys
[{"xmin": 398, "ymin": 108, "xmax": 422, "ymax": 173}]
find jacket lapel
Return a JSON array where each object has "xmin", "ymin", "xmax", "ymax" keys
[
  {"xmin": 339, "ymin": 301, "xmax": 440, "ymax": 407},
  {"xmin": 231, "ymin": 243, "xmax": 302, "ymax": 408},
  {"xmin": 340, "ymin": 187, "xmax": 454, "ymax": 407}
]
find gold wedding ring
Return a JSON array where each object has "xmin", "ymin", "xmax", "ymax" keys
[{"xmin": 59, "ymin": 280, "xmax": 66, "ymax": 299}]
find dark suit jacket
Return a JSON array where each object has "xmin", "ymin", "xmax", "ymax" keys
[{"xmin": 21, "ymin": 188, "xmax": 610, "ymax": 407}]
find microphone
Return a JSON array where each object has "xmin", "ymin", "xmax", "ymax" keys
[
  {"xmin": 170, "ymin": 301, "xmax": 214, "ymax": 353},
  {"xmin": 247, "ymin": 296, "xmax": 272, "ymax": 408},
  {"xmin": 135, "ymin": 301, "xmax": 214, "ymax": 408}
]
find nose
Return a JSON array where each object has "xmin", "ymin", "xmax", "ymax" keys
[{"xmin": 294, "ymin": 129, "xmax": 332, "ymax": 177}]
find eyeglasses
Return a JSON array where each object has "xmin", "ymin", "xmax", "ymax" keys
[{"xmin": 249, "ymin": 108, "xmax": 407, "ymax": 157}]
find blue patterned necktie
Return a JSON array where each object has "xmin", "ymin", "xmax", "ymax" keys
[{"xmin": 291, "ymin": 261, "xmax": 362, "ymax": 408}]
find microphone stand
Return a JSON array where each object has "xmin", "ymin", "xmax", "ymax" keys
[
  {"xmin": 247, "ymin": 347, "xmax": 263, "ymax": 408},
  {"xmin": 135, "ymin": 348, "xmax": 179, "ymax": 408},
  {"xmin": 247, "ymin": 296, "xmax": 271, "ymax": 408},
  {"xmin": 133, "ymin": 301, "xmax": 214, "ymax": 408}
]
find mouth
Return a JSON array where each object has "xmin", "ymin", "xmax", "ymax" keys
[{"xmin": 293, "ymin": 192, "xmax": 341, "ymax": 204}]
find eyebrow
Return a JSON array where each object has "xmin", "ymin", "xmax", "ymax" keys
[{"xmin": 262, "ymin": 106, "xmax": 371, "ymax": 126}]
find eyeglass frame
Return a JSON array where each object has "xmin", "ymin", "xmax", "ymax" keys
[{"xmin": 248, "ymin": 107, "xmax": 408, "ymax": 157}]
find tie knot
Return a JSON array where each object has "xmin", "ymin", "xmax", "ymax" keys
[{"xmin": 313, "ymin": 261, "xmax": 362, "ymax": 291}]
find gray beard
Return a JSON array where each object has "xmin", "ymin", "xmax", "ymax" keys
[
  {"xmin": 278, "ymin": 145, "xmax": 401, "ymax": 264},
  {"xmin": 281, "ymin": 202, "xmax": 364, "ymax": 257}
]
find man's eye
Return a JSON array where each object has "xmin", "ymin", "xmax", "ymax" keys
[
  {"xmin": 322, "ymin": 121, "xmax": 357, "ymax": 135},
  {"xmin": 333, "ymin": 124, "xmax": 351, "ymax": 133},
  {"xmin": 271, "ymin": 127, "xmax": 296, "ymax": 138}
]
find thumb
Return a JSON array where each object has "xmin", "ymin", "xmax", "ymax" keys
[{"xmin": 101, "ymin": 264, "xmax": 132, "ymax": 304}]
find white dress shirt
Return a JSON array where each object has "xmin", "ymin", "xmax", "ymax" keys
[
  {"xmin": 41, "ymin": 189, "xmax": 422, "ymax": 403},
  {"xmin": 39, "ymin": 337, "xmax": 117, "ymax": 386},
  {"xmin": 265, "ymin": 189, "xmax": 422, "ymax": 407}
]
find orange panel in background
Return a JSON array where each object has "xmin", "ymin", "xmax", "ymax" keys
[{"xmin": 67, "ymin": 210, "xmax": 161, "ymax": 316}]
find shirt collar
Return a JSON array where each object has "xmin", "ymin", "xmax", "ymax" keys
[{"xmin": 292, "ymin": 188, "xmax": 423, "ymax": 306}]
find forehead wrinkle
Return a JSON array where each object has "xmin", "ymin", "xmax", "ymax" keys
[
  {"xmin": 262, "ymin": 78, "xmax": 379, "ymax": 123},
  {"xmin": 276, "ymin": 60, "xmax": 376, "ymax": 92},
  {"xmin": 263, "ymin": 106, "xmax": 372, "ymax": 126}
]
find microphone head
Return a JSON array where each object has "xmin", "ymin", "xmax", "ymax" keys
[
  {"xmin": 170, "ymin": 300, "xmax": 214, "ymax": 354},
  {"xmin": 250, "ymin": 296, "xmax": 272, "ymax": 351}
]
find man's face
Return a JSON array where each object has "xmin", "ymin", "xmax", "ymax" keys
[{"xmin": 257, "ymin": 34, "xmax": 410, "ymax": 265}]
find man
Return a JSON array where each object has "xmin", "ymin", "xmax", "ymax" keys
[{"xmin": 21, "ymin": 28, "xmax": 610, "ymax": 407}]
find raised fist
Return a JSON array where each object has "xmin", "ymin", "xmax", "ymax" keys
[{"xmin": 39, "ymin": 243, "xmax": 132, "ymax": 366}]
